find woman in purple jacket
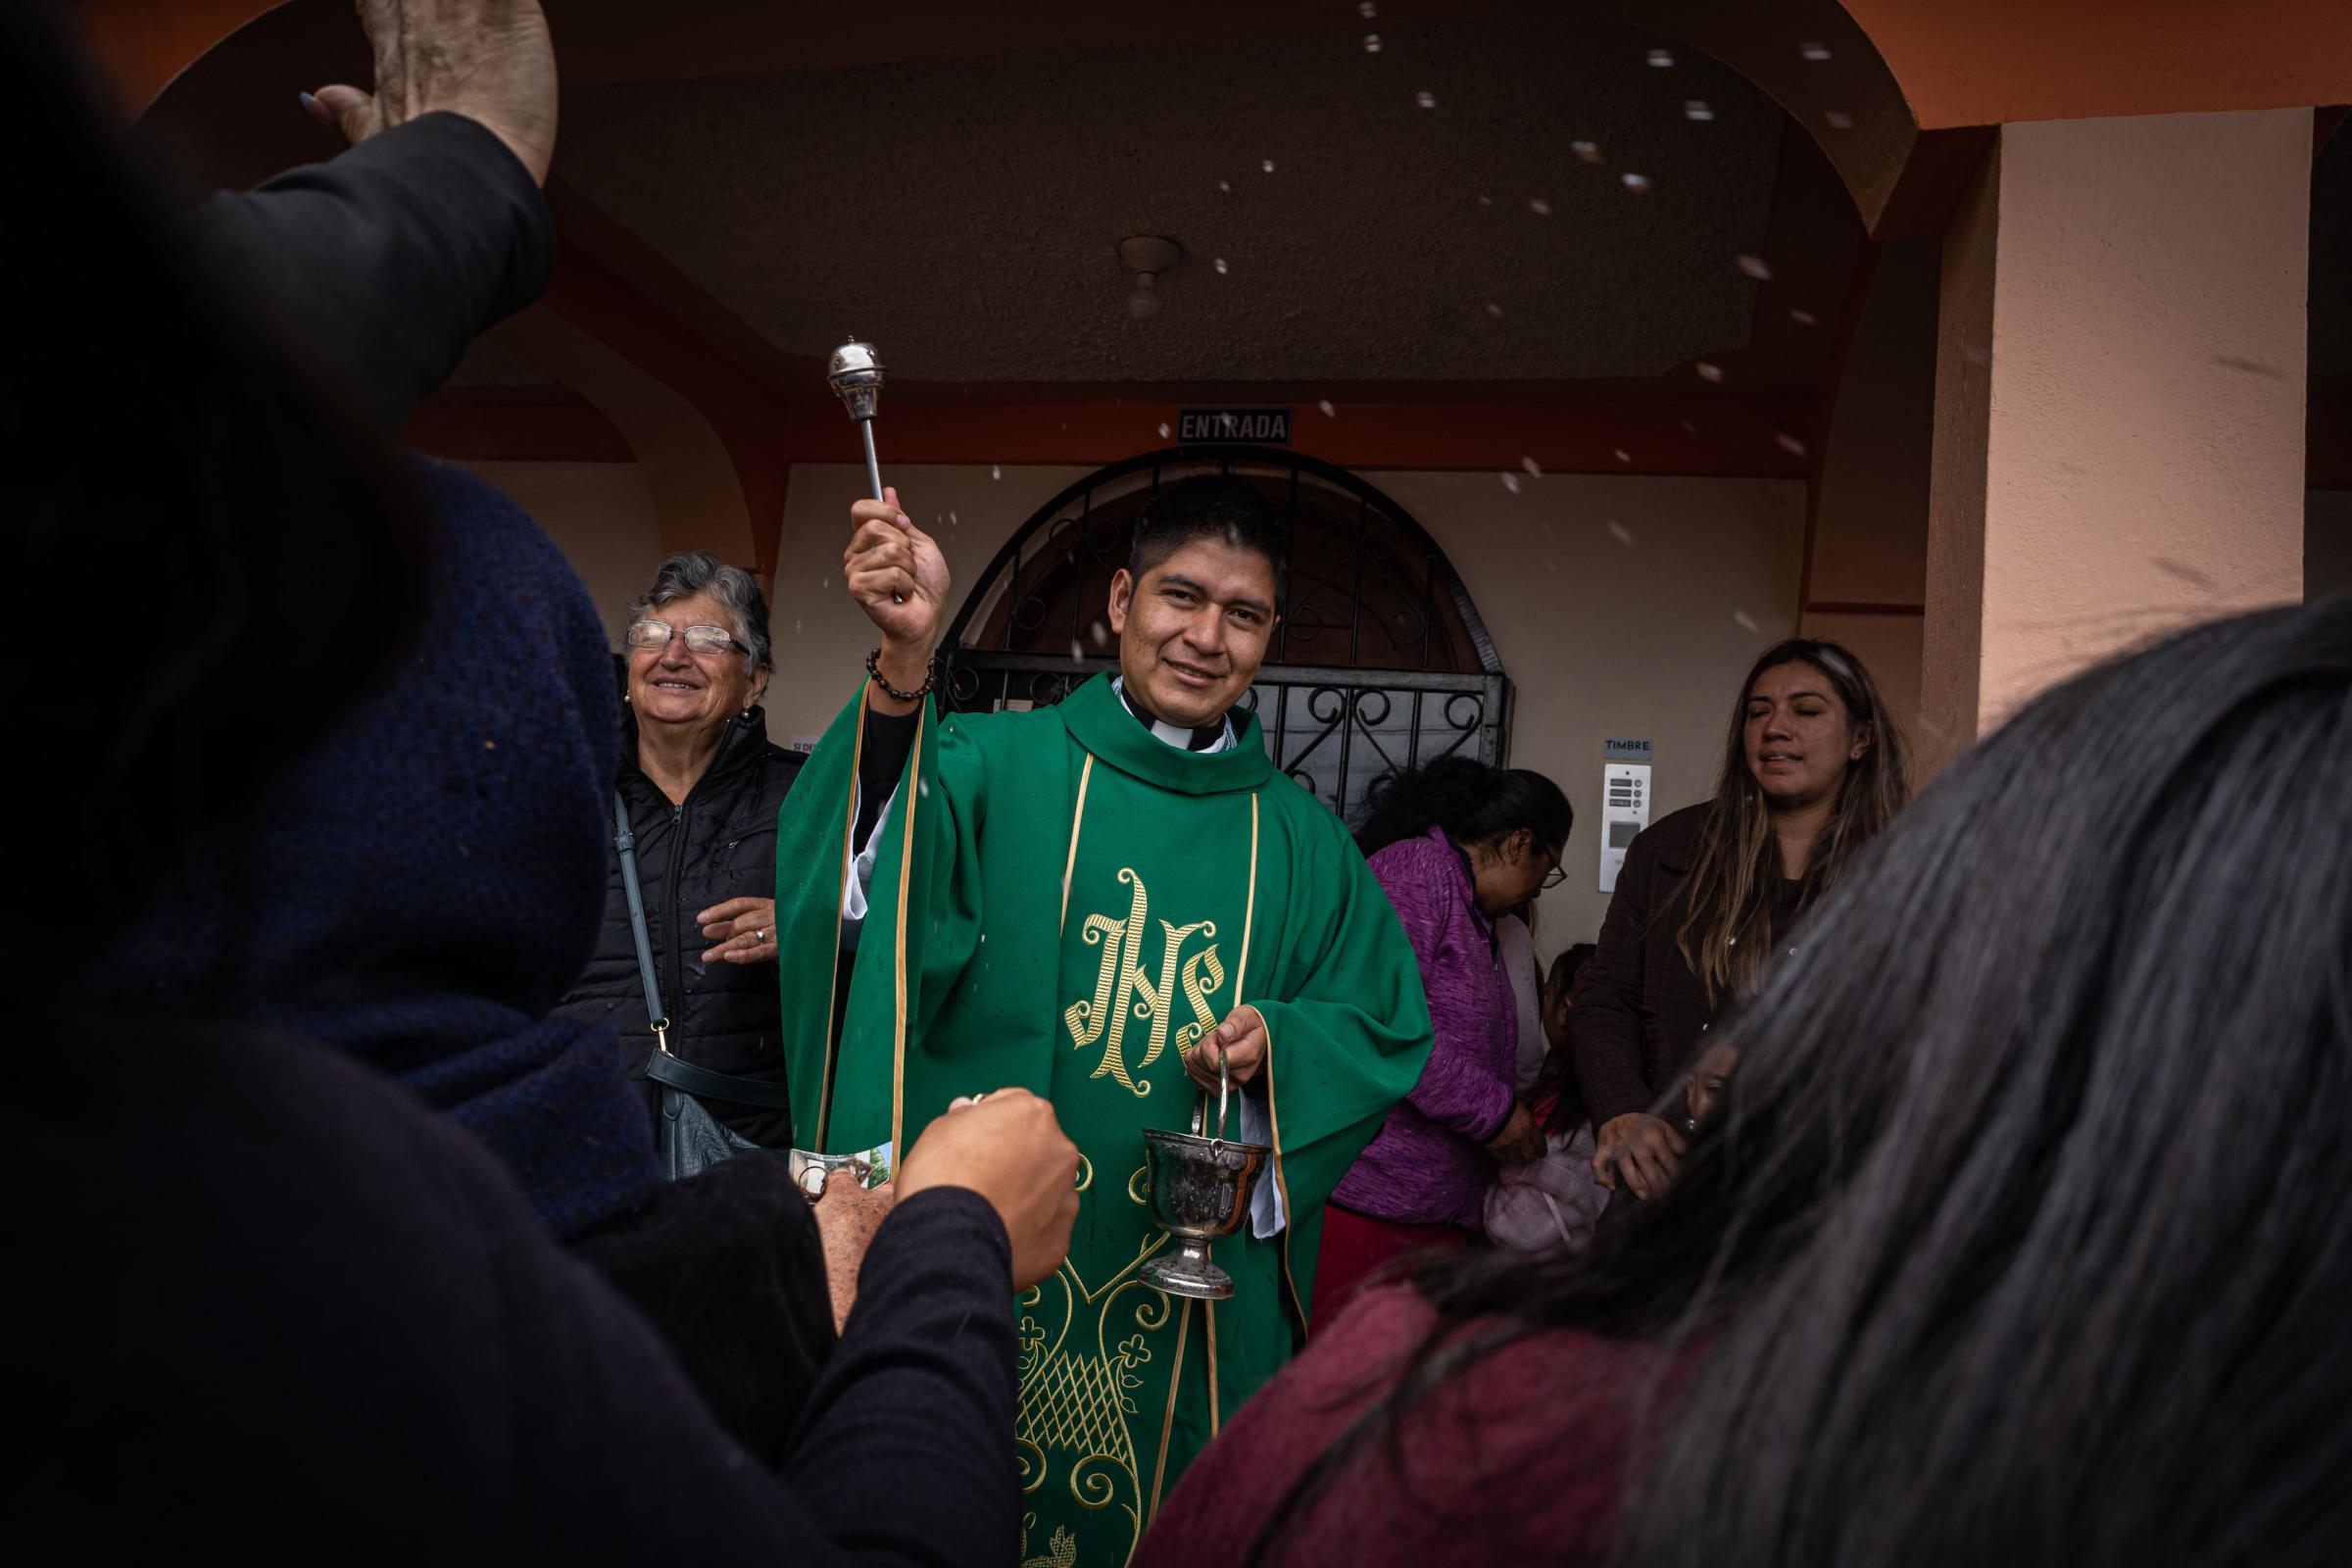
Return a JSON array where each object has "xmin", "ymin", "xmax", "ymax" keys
[{"xmin": 1312, "ymin": 758, "xmax": 1574, "ymax": 1324}]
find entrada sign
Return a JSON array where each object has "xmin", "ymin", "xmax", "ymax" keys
[{"xmin": 1176, "ymin": 408, "xmax": 1292, "ymax": 444}]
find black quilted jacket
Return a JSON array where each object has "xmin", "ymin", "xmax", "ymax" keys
[{"xmin": 555, "ymin": 709, "xmax": 804, "ymax": 1141}]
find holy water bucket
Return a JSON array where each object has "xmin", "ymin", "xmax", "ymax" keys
[{"xmin": 1140, "ymin": 1044, "xmax": 1271, "ymax": 1300}]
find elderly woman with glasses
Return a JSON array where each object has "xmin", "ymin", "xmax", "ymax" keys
[
  {"xmin": 555, "ymin": 552, "xmax": 804, "ymax": 1142},
  {"xmin": 1311, "ymin": 757, "xmax": 1575, "ymax": 1324}
]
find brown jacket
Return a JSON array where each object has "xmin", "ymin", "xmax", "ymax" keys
[{"xmin": 1570, "ymin": 803, "xmax": 1719, "ymax": 1128}]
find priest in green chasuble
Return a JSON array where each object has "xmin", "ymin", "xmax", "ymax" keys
[{"xmin": 772, "ymin": 475, "xmax": 1433, "ymax": 1567}]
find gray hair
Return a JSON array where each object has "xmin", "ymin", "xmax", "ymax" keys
[{"xmin": 626, "ymin": 551, "xmax": 772, "ymax": 672}]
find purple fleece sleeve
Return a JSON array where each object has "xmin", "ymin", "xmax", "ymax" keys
[{"xmin": 1374, "ymin": 839, "xmax": 1517, "ymax": 1142}]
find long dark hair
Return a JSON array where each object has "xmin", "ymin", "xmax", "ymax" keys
[
  {"xmin": 1676, "ymin": 638, "xmax": 1908, "ymax": 1004},
  {"xmin": 1257, "ymin": 593, "xmax": 2352, "ymax": 1566},
  {"xmin": 2, "ymin": 2, "xmax": 432, "ymax": 992},
  {"xmin": 1353, "ymin": 756, "xmax": 1572, "ymax": 860}
]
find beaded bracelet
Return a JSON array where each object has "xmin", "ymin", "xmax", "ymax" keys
[{"xmin": 865, "ymin": 647, "xmax": 938, "ymax": 703}]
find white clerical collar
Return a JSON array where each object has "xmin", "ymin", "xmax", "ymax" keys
[{"xmin": 1112, "ymin": 677, "xmax": 1236, "ymax": 755}]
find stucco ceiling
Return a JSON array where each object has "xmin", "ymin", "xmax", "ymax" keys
[{"xmin": 547, "ymin": 14, "xmax": 1784, "ymax": 386}]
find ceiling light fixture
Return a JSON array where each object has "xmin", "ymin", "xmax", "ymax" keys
[{"xmin": 1120, "ymin": 235, "xmax": 1184, "ymax": 318}]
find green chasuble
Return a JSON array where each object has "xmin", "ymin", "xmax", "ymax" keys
[{"xmin": 773, "ymin": 672, "xmax": 1432, "ymax": 1568}]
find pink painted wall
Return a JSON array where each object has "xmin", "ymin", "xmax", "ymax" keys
[{"xmin": 1928, "ymin": 110, "xmax": 2310, "ymax": 754}]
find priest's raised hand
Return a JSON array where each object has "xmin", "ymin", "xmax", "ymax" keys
[{"xmin": 844, "ymin": 484, "xmax": 951, "ymax": 713}]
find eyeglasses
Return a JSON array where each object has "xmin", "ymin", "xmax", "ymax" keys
[
  {"xmin": 625, "ymin": 620, "xmax": 740, "ymax": 658},
  {"xmin": 1538, "ymin": 845, "xmax": 1568, "ymax": 891}
]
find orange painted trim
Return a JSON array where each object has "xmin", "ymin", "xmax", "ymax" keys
[
  {"xmin": 1803, "ymin": 601, "xmax": 1926, "ymax": 616},
  {"xmin": 69, "ymin": 0, "xmax": 283, "ymax": 117}
]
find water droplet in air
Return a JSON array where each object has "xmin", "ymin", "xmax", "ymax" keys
[
  {"xmin": 1521, "ymin": 457, "xmax": 1543, "ymax": 477},
  {"xmin": 1485, "ymin": 302, "xmax": 1505, "ymax": 318},
  {"xmin": 1088, "ymin": 619, "xmax": 1109, "ymax": 645},
  {"xmin": 1415, "ymin": 90, "xmax": 1437, "ymax": 109},
  {"xmin": 1607, "ymin": 520, "xmax": 1634, "ymax": 547},
  {"xmin": 1679, "ymin": 418, "xmax": 1698, "ymax": 433},
  {"xmin": 1737, "ymin": 255, "xmax": 1772, "ymax": 280},
  {"xmin": 1501, "ymin": 472, "xmax": 1522, "ymax": 494},
  {"xmin": 949, "ymin": 511, "xmax": 959, "ymax": 525},
  {"xmin": 1158, "ymin": 422, "xmax": 1171, "ymax": 437},
  {"xmin": 1696, "ymin": 362, "xmax": 1724, "ymax": 383},
  {"xmin": 1218, "ymin": 180, "xmax": 1232, "ymax": 193},
  {"xmin": 1621, "ymin": 172, "xmax": 1652, "ymax": 192},
  {"xmin": 1359, "ymin": 0, "xmax": 1377, "ymax": 16},
  {"xmin": 1613, "ymin": 448, "xmax": 1633, "ymax": 465},
  {"xmin": 1799, "ymin": 41, "xmax": 1831, "ymax": 61},
  {"xmin": 1261, "ymin": 158, "xmax": 1276, "ymax": 173},
  {"xmin": 991, "ymin": 465, "xmax": 1002, "ymax": 479},
  {"xmin": 1824, "ymin": 111, "xmax": 1854, "ymax": 130},
  {"xmin": 794, "ymin": 618, "xmax": 804, "ymax": 633},
  {"xmin": 1684, "ymin": 100, "xmax": 1714, "ymax": 122},
  {"xmin": 1070, "ymin": 638, "xmax": 1084, "ymax": 661},
  {"xmin": 1477, "ymin": 195, "xmax": 1493, "ymax": 206},
  {"xmin": 1213, "ymin": 257, "xmax": 1229, "ymax": 274},
  {"xmin": 1572, "ymin": 140, "xmax": 1602, "ymax": 164},
  {"xmin": 1789, "ymin": 308, "xmax": 1819, "ymax": 326},
  {"xmin": 1363, "ymin": 32, "xmax": 1381, "ymax": 52},
  {"xmin": 1647, "ymin": 48, "xmax": 1675, "ymax": 68},
  {"xmin": 1734, "ymin": 610, "xmax": 1760, "ymax": 632},
  {"xmin": 1529, "ymin": 197, "xmax": 1552, "ymax": 216},
  {"xmin": 1773, "ymin": 431, "xmax": 1809, "ymax": 457},
  {"xmin": 1318, "ymin": 400, "xmax": 1337, "ymax": 417}
]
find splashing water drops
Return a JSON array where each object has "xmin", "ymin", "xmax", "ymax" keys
[
  {"xmin": 1521, "ymin": 457, "xmax": 1543, "ymax": 477},
  {"xmin": 1214, "ymin": 257, "xmax": 1229, "ymax": 274},
  {"xmin": 991, "ymin": 465, "xmax": 1002, "ymax": 479},
  {"xmin": 1529, "ymin": 197, "xmax": 1552, "ymax": 216},
  {"xmin": 1261, "ymin": 158, "xmax": 1276, "ymax": 173},
  {"xmin": 1572, "ymin": 140, "xmax": 1602, "ymax": 164},
  {"xmin": 1607, "ymin": 520, "xmax": 1634, "ymax": 547},
  {"xmin": 1773, "ymin": 431, "xmax": 1809, "ymax": 457},
  {"xmin": 1363, "ymin": 33, "xmax": 1381, "ymax": 53},
  {"xmin": 1485, "ymin": 302, "xmax": 1504, "ymax": 318},
  {"xmin": 1789, "ymin": 308, "xmax": 1818, "ymax": 327},
  {"xmin": 1415, "ymin": 90, "xmax": 1437, "ymax": 109},
  {"xmin": 1621, "ymin": 172, "xmax": 1652, "ymax": 192},
  {"xmin": 1799, "ymin": 41, "xmax": 1831, "ymax": 61},
  {"xmin": 1695, "ymin": 362, "xmax": 1724, "ymax": 383},
  {"xmin": 1647, "ymin": 48, "xmax": 1675, "ymax": 68},
  {"xmin": 1158, "ymin": 422, "xmax": 1171, "ymax": 438},
  {"xmin": 1613, "ymin": 448, "xmax": 1633, "ymax": 465},
  {"xmin": 1824, "ymin": 111, "xmax": 1853, "ymax": 130},
  {"xmin": 1737, "ymin": 254, "xmax": 1773, "ymax": 280},
  {"xmin": 1359, "ymin": 0, "xmax": 1377, "ymax": 16},
  {"xmin": 1500, "ymin": 472, "xmax": 1522, "ymax": 495},
  {"xmin": 1684, "ymin": 100, "xmax": 1714, "ymax": 122},
  {"xmin": 1318, "ymin": 400, "xmax": 1337, "ymax": 417},
  {"xmin": 1733, "ymin": 610, "xmax": 1760, "ymax": 632}
]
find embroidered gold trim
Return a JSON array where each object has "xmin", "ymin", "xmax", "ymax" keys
[
  {"xmin": 1146, "ymin": 1297, "xmax": 1194, "ymax": 1522},
  {"xmin": 889, "ymin": 703, "xmax": 927, "ymax": 1162},
  {"xmin": 1205, "ymin": 1298, "xmax": 1221, "ymax": 1438},
  {"xmin": 1073, "ymin": 1153, "xmax": 1095, "ymax": 1194},
  {"xmin": 1261, "ymin": 1009, "xmax": 1309, "ymax": 1339},
  {"xmin": 1058, "ymin": 753, "xmax": 1096, "ymax": 936},
  {"xmin": 813, "ymin": 684, "xmax": 873, "ymax": 1148}
]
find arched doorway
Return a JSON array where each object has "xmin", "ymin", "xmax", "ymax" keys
[{"xmin": 941, "ymin": 446, "xmax": 1509, "ymax": 819}]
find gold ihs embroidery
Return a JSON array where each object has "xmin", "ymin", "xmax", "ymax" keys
[{"xmin": 1061, "ymin": 869, "xmax": 1223, "ymax": 1098}]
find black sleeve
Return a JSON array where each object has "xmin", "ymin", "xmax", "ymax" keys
[
  {"xmin": 186, "ymin": 112, "xmax": 554, "ymax": 433},
  {"xmin": 784, "ymin": 1189, "xmax": 1022, "ymax": 1564},
  {"xmin": 855, "ymin": 707, "xmax": 922, "ymax": 845},
  {"xmin": 520, "ymin": 1189, "xmax": 1017, "ymax": 1568},
  {"xmin": 1571, "ymin": 829, "xmax": 1662, "ymax": 1128}
]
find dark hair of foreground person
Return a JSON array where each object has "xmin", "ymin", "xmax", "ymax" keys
[{"xmin": 1139, "ymin": 591, "xmax": 2352, "ymax": 1568}]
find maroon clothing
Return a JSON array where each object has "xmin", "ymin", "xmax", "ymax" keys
[
  {"xmin": 1308, "ymin": 1203, "xmax": 1470, "ymax": 1328},
  {"xmin": 1135, "ymin": 1284, "xmax": 1675, "ymax": 1568},
  {"xmin": 1570, "ymin": 803, "xmax": 1717, "ymax": 1128},
  {"xmin": 1333, "ymin": 827, "xmax": 1519, "ymax": 1227}
]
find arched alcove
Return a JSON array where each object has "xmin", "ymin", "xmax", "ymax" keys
[{"xmin": 941, "ymin": 446, "xmax": 1508, "ymax": 818}]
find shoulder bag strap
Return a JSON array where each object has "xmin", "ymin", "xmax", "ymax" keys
[{"xmin": 612, "ymin": 791, "xmax": 670, "ymax": 1054}]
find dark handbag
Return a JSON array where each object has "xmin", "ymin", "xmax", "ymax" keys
[{"xmin": 612, "ymin": 792, "xmax": 795, "ymax": 1181}]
